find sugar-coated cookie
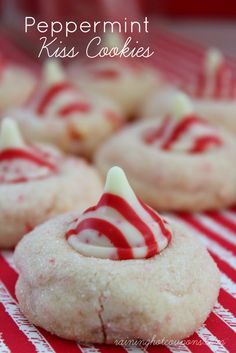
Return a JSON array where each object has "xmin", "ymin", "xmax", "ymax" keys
[
  {"xmin": 142, "ymin": 49, "xmax": 236, "ymax": 133},
  {"xmin": 0, "ymin": 118, "xmax": 102, "ymax": 248},
  {"xmin": 96, "ymin": 94, "xmax": 236, "ymax": 211},
  {"xmin": 8, "ymin": 60, "xmax": 123, "ymax": 157},
  {"xmin": 14, "ymin": 166, "xmax": 220, "ymax": 343}
]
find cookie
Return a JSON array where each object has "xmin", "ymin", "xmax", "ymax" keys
[
  {"xmin": 0, "ymin": 118, "xmax": 102, "ymax": 247},
  {"xmin": 96, "ymin": 93, "xmax": 236, "ymax": 211},
  {"xmin": 142, "ymin": 49, "xmax": 236, "ymax": 133},
  {"xmin": 14, "ymin": 166, "xmax": 220, "ymax": 343},
  {"xmin": 8, "ymin": 60, "xmax": 123, "ymax": 157}
]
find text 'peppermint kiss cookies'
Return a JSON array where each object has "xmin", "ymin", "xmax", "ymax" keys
[
  {"xmin": 8, "ymin": 59, "xmax": 123, "ymax": 157},
  {"xmin": 14, "ymin": 166, "xmax": 220, "ymax": 343},
  {"xmin": 96, "ymin": 93, "xmax": 236, "ymax": 211},
  {"xmin": 142, "ymin": 48, "xmax": 236, "ymax": 133},
  {"xmin": 0, "ymin": 118, "xmax": 102, "ymax": 248}
]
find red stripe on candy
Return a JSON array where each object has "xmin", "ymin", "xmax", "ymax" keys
[
  {"xmin": 0, "ymin": 148, "xmax": 57, "ymax": 171},
  {"xmin": 37, "ymin": 82, "xmax": 72, "ymax": 115},
  {"xmin": 161, "ymin": 115, "xmax": 207, "ymax": 150},
  {"xmin": 97, "ymin": 193, "xmax": 159, "ymax": 257},
  {"xmin": 141, "ymin": 200, "xmax": 172, "ymax": 243},
  {"xmin": 144, "ymin": 116, "xmax": 171, "ymax": 145},
  {"xmin": 57, "ymin": 102, "xmax": 91, "ymax": 117},
  {"xmin": 67, "ymin": 217, "xmax": 133, "ymax": 260},
  {"xmin": 190, "ymin": 135, "xmax": 222, "ymax": 153}
]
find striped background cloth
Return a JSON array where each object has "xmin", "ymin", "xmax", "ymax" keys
[{"xmin": 0, "ymin": 29, "xmax": 236, "ymax": 353}]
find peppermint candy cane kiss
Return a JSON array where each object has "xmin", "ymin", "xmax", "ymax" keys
[
  {"xmin": 66, "ymin": 166, "xmax": 172, "ymax": 260},
  {"xmin": 0, "ymin": 118, "xmax": 57, "ymax": 183},
  {"xmin": 29, "ymin": 60, "xmax": 92, "ymax": 117},
  {"xmin": 144, "ymin": 93, "xmax": 223, "ymax": 153},
  {"xmin": 8, "ymin": 59, "xmax": 123, "ymax": 157},
  {"xmin": 186, "ymin": 48, "xmax": 236, "ymax": 99}
]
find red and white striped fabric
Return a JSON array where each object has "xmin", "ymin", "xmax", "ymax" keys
[{"xmin": 1, "ymin": 30, "xmax": 236, "ymax": 353}]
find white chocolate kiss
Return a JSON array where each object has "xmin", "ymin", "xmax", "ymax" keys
[
  {"xmin": 171, "ymin": 92, "xmax": 194, "ymax": 120},
  {"xmin": 0, "ymin": 118, "xmax": 24, "ymax": 150},
  {"xmin": 67, "ymin": 166, "xmax": 171, "ymax": 260},
  {"xmin": 43, "ymin": 59, "xmax": 66, "ymax": 85},
  {"xmin": 104, "ymin": 166, "xmax": 137, "ymax": 205}
]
